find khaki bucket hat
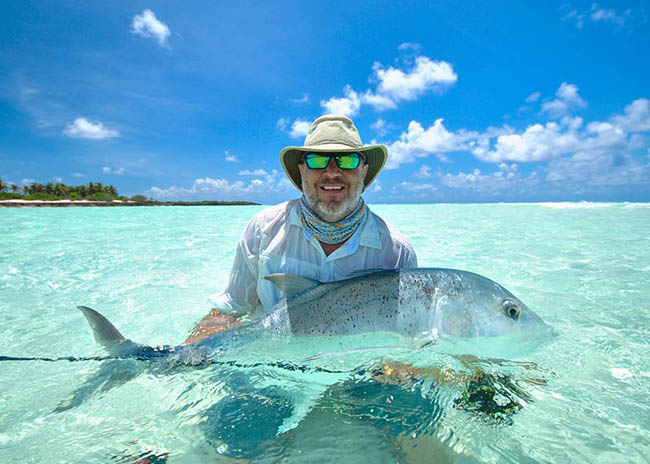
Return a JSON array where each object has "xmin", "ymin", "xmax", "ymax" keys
[{"xmin": 280, "ymin": 115, "xmax": 388, "ymax": 191}]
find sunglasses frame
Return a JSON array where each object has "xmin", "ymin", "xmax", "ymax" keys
[{"xmin": 301, "ymin": 152, "xmax": 365, "ymax": 170}]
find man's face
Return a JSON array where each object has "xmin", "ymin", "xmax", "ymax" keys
[{"xmin": 299, "ymin": 154, "xmax": 369, "ymax": 222}]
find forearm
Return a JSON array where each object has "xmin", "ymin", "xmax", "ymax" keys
[{"xmin": 183, "ymin": 308, "xmax": 243, "ymax": 345}]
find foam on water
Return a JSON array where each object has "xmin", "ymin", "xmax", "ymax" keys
[{"xmin": 1, "ymin": 203, "xmax": 649, "ymax": 462}]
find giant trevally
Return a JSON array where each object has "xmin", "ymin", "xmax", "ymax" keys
[{"xmin": 1, "ymin": 268, "xmax": 552, "ymax": 365}]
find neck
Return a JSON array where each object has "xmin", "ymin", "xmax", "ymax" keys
[{"xmin": 320, "ymin": 241, "xmax": 344, "ymax": 256}]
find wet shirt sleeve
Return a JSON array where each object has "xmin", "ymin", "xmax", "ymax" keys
[{"xmin": 209, "ymin": 216, "xmax": 262, "ymax": 314}]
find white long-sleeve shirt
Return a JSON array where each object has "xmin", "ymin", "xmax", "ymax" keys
[{"xmin": 210, "ymin": 199, "xmax": 418, "ymax": 316}]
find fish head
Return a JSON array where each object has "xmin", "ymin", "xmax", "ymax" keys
[{"xmin": 432, "ymin": 270, "xmax": 551, "ymax": 339}]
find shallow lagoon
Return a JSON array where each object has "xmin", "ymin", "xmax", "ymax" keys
[{"xmin": 1, "ymin": 203, "xmax": 649, "ymax": 463}]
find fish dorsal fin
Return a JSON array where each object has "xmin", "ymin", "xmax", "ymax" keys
[
  {"xmin": 77, "ymin": 306, "xmax": 139, "ymax": 354},
  {"xmin": 345, "ymin": 268, "xmax": 392, "ymax": 279},
  {"xmin": 264, "ymin": 273, "xmax": 321, "ymax": 298}
]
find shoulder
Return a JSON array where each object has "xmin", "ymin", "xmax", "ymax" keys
[
  {"xmin": 242, "ymin": 199, "xmax": 300, "ymax": 242},
  {"xmin": 369, "ymin": 211, "xmax": 413, "ymax": 250},
  {"xmin": 367, "ymin": 210, "xmax": 418, "ymax": 267}
]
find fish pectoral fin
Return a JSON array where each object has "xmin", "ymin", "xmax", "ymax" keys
[
  {"xmin": 77, "ymin": 306, "xmax": 139, "ymax": 354},
  {"xmin": 264, "ymin": 273, "xmax": 321, "ymax": 298}
]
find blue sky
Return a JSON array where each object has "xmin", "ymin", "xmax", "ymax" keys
[{"xmin": 1, "ymin": 1, "xmax": 649, "ymax": 203}]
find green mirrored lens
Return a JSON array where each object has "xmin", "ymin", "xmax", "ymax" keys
[
  {"xmin": 336, "ymin": 154, "xmax": 360, "ymax": 169},
  {"xmin": 304, "ymin": 153, "xmax": 362, "ymax": 170},
  {"xmin": 305, "ymin": 154, "xmax": 330, "ymax": 168}
]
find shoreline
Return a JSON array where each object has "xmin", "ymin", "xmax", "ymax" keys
[{"xmin": 0, "ymin": 199, "xmax": 260, "ymax": 208}]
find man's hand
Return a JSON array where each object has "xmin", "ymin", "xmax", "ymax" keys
[{"xmin": 183, "ymin": 309, "xmax": 242, "ymax": 345}]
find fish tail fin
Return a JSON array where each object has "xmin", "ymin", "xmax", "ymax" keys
[{"xmin": 77, "ymin": 306, "xmax": 139, "ymax": 354}]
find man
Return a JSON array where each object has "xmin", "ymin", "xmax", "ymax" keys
[{"xmin": 185, "ymin": 115, "xmax": 417, "ymax": 344}]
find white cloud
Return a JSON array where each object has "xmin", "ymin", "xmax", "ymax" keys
[
  {"xmin": 146, "ymin": 169, "xmax": 293, "ymax": 201},
  {"xmin": 371, "ymin": 118, "xmax": 392, "ymax": 137},
  {"xmin": 385, "ymin": 119, "xmax": 475, "ymax": 169},
  {"xmin": 131, "ymin": 9, "xmax": 170, "ymax": 46},
  {"xmin": 290, "ymin": 119, "xmax": 311, "ymax": 139},
  {"xmin": 525, "ymin": 91, "xmax": 541, "ymax": 103},
  {"xmin": 561, "ymin": 3, "xmax": 630, "ymax": 29},
  {"xmin": 63, "ymin": 118, "xmax": 119, "ymax": 140},
  {"xmin": 21, "ymin": 178, "xmax": 35, "ymax": 186},
  {"xmin": 413, "ymin": 164, "xmax": 433, "ymax": 179},
  {"xmin": 290, "ymin": 93, "xmax": 310, "ymax": 104},
  {"xmin": 102, "ymin": 166, "xmax": 125, "ymax": 175},
  {"xmin": 321, "ymin": 85, "xmax": 362, "ymax": 117},
  {"xmin": 53, "ymin": 176, "xmax": 63, "ymax": 183},
  {"xmin": 224, "ymin": 151, "xmax": 239, "ymax": 163},
  {"xmin": 320, "ymin": 51, "xmax": 457, "ymax": 117},
  {"xmin": 395, "ymin": 181, "xmax": 437, "ymax": 193},
  {"xmin": 276, "ymin": 118, "xmax": 289, "ymax": 131},
  {"xmin": 439, "ymin": 164, "xmax": 537, "ymax": 193},
  {"xmin": 370, "ymin": 57, "xmax": 457, "ymax": 104},
  {"xmin": 541, "ymin": 82, "xmax": 587, "ymax": 119},
  {"xmin": 72, "ymin": 172, "xmax": 86, "ymax": 178},
  {"xmin": 561, "ymin": 8, "xmax": 586, "ymax": 28},
  {"xmin": 611, "ymin": 98, "xmax": 650, "ymax": 132},
  {"xmin": 238, "ymin": 169, "xmax": 268, "ymax": 176},
  {"xmin": 473, "ymin": 120, "xmax": 581, "ymax": 163},
  {"xmin": 397, "ymin": 42, "xmax": 422, "ymax": 52},
  {"xmin": 369, "ymin": 180, "xmax": 382, "ymax": 193},
  {"xmin": 590, "ymin": 4, "xmax": 629, "ymax": 25}
]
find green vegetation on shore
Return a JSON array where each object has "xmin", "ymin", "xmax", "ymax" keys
[{"xmin": 0, "ymin": 180, "xmax": 258, "ymax": 206}]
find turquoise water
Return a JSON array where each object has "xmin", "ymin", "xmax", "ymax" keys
[{"xmin": 1, "ymin": 203, "xmax": 649, "ymax": 463}]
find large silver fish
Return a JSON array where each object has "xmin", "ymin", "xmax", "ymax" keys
[{"xmin": 73, "ymin": 268, "xmax": 551, "ymax": 363}]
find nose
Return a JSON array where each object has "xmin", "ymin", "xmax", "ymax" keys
[{"xmin": 323, "ymin": 157, "xmax": 342, "ymax": 174}]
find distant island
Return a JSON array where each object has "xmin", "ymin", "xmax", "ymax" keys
[{"xmin": 0, "ymin": 181, "xmax": 259, "ymax": 207}]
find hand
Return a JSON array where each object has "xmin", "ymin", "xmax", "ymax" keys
[{"xmin": 183, "ymin": 309, "xmax": 242, "ymax": 345}]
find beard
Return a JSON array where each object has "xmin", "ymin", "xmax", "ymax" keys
[{"xmin": 302, "ymin": 175, "xmax": 364, "ymax": 222}]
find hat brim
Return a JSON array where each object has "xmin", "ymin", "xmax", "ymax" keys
[{"xmin": 280, "ymin": 144, "xmax": 388, "ymax": 192}]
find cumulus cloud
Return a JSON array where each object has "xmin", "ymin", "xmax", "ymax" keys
[
  {"xmin": 277, "ymin": 118, "xmax": 311, "ymax": 139},
  {"xmin": 413, "ymin": 164, "xmax": 433, "ymax": 179},
  {"xmin": 224, "ymin": 151, "xmax": 239, "ymax": 163},
  {"xmin": 385, "ymin": 118, "xmax": 478, "ymax": 169},
  {"xmin": 526, "ymin": 91, "xmax": 541, "ymax": 103},
  {"xmin": 321, "ymin": 85, "xmax": 362, "ymax": 117},
  {"xmin": 590, "ymin": 4, "xmax": 630, "ymax": 25},
  {"xmin": 371, "ymin": 118, "xmax": 393, "ymax": 137},
  {"xmin": 131, "ymin": 9, "xmax": 170, "ymax": 46},
  {"xmin": 290, "ymin": 119, "xmax": 311, "ymax": 139},
  {"xmin": 21, "ymin": 178, "xmax": 35, "ymax": 186},
  {"xmin": 439, "ymin": 164, "xmax": 536, "ymax": 193},
  {"xmin": 320, "ymin": 51, "xmax": 457, "ymax": 117},
  {"xmin": 72, "ymin": 172, "xmax": 86, "ymax": 178},
  {"xmin": 369, "ymin": 57, "xmax": 457, "ymax": 105},
  {"xmin": 472, "ymin": 120, "xmax": 582, "ymax": 163},
  {"xmin": 561, "ymin": 3, "xmax": 630, "ymax": 28},
  {"xmin": 146, "ymin": 169, "xmax": 293, "ymax": 201},
  {"xmin": 238, "ymin": 169, "xmax": 268, "ymax": 176},
  {"xmin": 63, "ymin": 118, "xmax": 119, "ymax": 139},
  {"xmin": 610, "ymin": 98, "xmax": 650, "ymax": 132},
  {"xmin": 102, "ymin": 166, "xmax": 125, "ymax": 175},
  {"xmin": 541, "ymin": 82, "xmax": 587, "ymax": 119}
]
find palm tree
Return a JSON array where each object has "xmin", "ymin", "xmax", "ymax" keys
[
  {"xmin": 0, "ymin": 179, "xmax": 6, "ymax": 192},
  {"xmin": 10, "ymin": 184, "xmax": 19, "ymax": 194}
]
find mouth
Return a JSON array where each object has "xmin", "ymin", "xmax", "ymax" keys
[{"xmin": 319, "ymin": 184, "xmax": 346, "ymax": 193}]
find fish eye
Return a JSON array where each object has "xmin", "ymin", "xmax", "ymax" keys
[{"xmin": 502, "ymin": 300, "xmax": 521, "ymax": 320}]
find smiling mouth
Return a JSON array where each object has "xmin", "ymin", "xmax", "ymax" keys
[{"xmin": 321, "ymin": 186, "xmax": 344, "ymax": 191}]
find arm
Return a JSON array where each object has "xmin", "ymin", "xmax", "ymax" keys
[
  {"xmin": 185, "ymin": 216, "xmax": 262, "ymax": 344},
  {"xmin": 183, "ymin": 309, "xmax": 243, "ymax": 345}
]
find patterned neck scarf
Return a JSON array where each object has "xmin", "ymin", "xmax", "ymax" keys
[{"xmin": 299, "ymin": 196, "xmax": 367, "ymax": 244}]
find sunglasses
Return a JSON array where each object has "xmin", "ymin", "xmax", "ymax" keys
[{"xmin": 302, "ymin": 152, "xmax": 364, "ymax": 170}]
